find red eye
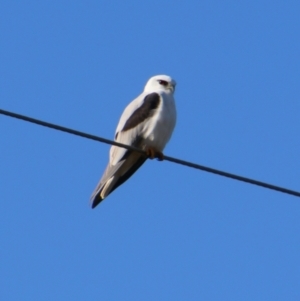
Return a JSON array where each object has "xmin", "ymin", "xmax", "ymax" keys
[{"xmin": 158, "ymin": 80, "xmax": 168, "ymax": 86}]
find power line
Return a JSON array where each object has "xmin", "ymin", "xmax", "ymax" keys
[{"xmin": 1, "ymin": 108, "xmax": 300, "ymax": 198}]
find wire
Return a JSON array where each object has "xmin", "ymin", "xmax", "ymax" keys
[{"xmin": 1, "ymin": 108, "xmax": 300, "ymax": 198}]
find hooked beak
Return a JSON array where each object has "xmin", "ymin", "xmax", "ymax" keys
[{"xmin": 168, "ymin": 83, "xmax": 176, "ymax": 92}]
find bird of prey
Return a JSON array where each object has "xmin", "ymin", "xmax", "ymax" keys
[{"xmin": 90, "ymin": 75, "xmax": 177, "ymax": 208}]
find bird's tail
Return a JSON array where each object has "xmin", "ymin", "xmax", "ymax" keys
[
  {"xmin": 90, "ymin": 153, "xmax": 146, "ymax": 209},
  {"xmin": 90, "ymin": 176, "xmax": 118, "ymax": 208}
]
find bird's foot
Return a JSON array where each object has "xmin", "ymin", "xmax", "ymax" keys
[{"xmin": 145, "ymin": 147, "xmax": 164, "ymax": 161}]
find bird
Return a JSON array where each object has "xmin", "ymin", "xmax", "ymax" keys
[{"xmin": 90, "ymin": 75, "xmax": 177, "ymax": 208}]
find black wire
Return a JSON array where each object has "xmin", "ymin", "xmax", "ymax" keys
[{"xmin": 1, "ymin": 108, "xmax": 300, "ymax": 198}]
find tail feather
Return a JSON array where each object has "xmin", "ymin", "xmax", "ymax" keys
[
  {"xmin": 90, "ymin": 174, "xmax": 116, "ymax": 208},
  {"xmin": 90, "ymin": 153, "xmax": 146, "ymax": 209},
  {"xmin": 90, "ymin": 176, "xmax": 116, "ymax": 208}
]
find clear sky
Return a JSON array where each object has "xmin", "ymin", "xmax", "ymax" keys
[{"xmin": 1, "ymin": 1, "xmax": 300, "ymax": 300}]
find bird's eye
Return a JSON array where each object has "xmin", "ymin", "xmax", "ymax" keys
[{"xmin": 158, "ymin": 80, "xmax": 168, "ymax": 86}]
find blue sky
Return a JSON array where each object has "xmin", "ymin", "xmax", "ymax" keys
[{"xmin": 1, "ymin": 1, "xmax": 300, "ymax": 300}]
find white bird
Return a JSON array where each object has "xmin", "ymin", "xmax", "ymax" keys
[{"xmin": 90, "ymin": 75, "xmax": 177, "ymax": 208}]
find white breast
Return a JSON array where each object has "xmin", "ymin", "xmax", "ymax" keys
[{"xmin": 143, "ymin": 92, "xmax": 176, "ymax": 151}]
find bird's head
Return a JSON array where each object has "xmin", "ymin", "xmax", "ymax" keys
[{"xmin": 144, "ymin": 75, "xmax": 176, "ymax": 94}]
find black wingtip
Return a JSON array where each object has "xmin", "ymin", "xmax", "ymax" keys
[{"xmin": 90, "ymin": 195, "xmax": 104, "ymax": 209}]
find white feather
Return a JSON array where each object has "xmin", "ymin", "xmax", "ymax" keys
[{"xmin": 90, "ymin": 74, "xmax": 177, "ymax": 207}]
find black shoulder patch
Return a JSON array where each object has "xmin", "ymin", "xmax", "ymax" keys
[{"xmin": 121, "ymin": 93, "xmax": 160, "ymax": 132}]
